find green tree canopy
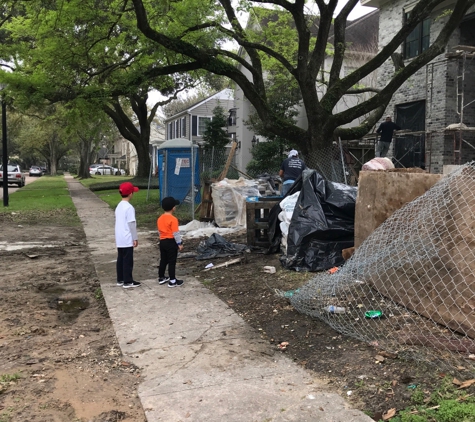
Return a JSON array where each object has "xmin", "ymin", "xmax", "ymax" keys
[
  {"xmin": 0, "ymin": 0, "xmax": 209, "ymax": 176},
  {"xmin": 130, "ymin": 0, "xmax": 475, "ymax": 161}
]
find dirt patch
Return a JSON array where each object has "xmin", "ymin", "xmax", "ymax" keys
[
  {"xmin": 159, "ymin": 232, "xmax": 470, "ymax": 421},
  {"xmin": 1, "ymin": 207, "xmax": 471, "ymax": 422},
  {"xmin": 0, "ymin": 219, "xmax": 145, "ymax": 421}
]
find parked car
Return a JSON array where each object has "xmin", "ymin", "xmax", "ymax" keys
[
  {"xmin": 0, "ymin": 164, "xmax": 26, "ymax": 187},
  {"xmin": 29, "ymin": 166, "xmax": 43, "ymax": 177},
  {"xmin": 40, "ymin": 166, "xmax": 47, "ymax": 174},
  {"xmin": 89, "ymin": 164, "xmax": 125, "ymax": 176}
]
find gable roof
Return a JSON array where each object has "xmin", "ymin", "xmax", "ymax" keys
[{"xmin": 165, "ymin": 89, "xmax": 234, "ymax": 120}]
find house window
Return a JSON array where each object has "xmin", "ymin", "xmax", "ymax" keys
[
  {"xmin": 168, "ymin": 123, "xmax": 173, "ymax": 140},
  {"xmin": 181, "ymin": 117, "xmax": 186, "ymax": 137},
  {"xmin": 198, "ymin": 117, "xmax": 211, "ymax": 136},
  {"xmin": 403, "ymin": 13, "xmax": 430, "ymax": 59}
]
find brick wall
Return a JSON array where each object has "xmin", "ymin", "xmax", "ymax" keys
[{"xmin": 376, "ymin": 1, "xmax": 475, "ymax": 173}]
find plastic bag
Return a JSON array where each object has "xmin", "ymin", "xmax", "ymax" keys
[
  {"xmin": 268, "ymin": 169, "xmax": 357, "ymax": 271},
  {"xmin": 211, "ymin": 178, "xmax": 260, "ymax": 228},
  {"xmin": 195, "ymin": 233, "xmax": 249, "ymax": 260}
]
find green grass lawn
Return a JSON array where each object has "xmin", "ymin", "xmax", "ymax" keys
[
  {"xmin": 0, "ymin": 176, "xmax": 79, "ymax": 225},
  {"xmin": 78, "ymin": 176, "xmax": 194, "ymax": 229}
]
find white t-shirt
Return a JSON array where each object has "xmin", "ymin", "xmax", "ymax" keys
[{"xmin": 115, "ymin": 201, "xmax": 136, "ymax": 247}]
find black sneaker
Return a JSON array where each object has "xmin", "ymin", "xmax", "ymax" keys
[
  {"xmin": 158, "ymin": 276, "xmax": 170, "ymax": 285},
  {"xmin": 123, "ymin": 281, "xmax": 141, "ymax": 289},
  {"xmin": 168, "ymin": 279, "xmax": 184, "ymax": 288},
  {"xmin": 116, "ymin": 281, "xmax": 124, "ymax": 286}
]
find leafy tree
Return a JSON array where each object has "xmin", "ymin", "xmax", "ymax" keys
[
  {"xmin": 0, "ymin": 0, "xmax": 205, "ymax": 177},
  {"xmin": 14, "ymin": 104, "xmax": 74, "ymax": 175},
  {"xmin": 62, "ymin": 101, "xmax": 118, "ymax": 179},
  {"xmin": 202, "ymin": 105, "xmax": 230, "ymax": 150},
  {"xmin": 131, "ymin": 0, "xmax": 475, "ymax": 164},
  {"xmin": 246, "ymin": 139, "xmax": 287, "ymax": 177}
]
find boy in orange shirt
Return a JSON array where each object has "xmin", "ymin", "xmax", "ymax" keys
[{"xmin": 157, "ymin": 196, "xmax": 184, "ymax": 287}]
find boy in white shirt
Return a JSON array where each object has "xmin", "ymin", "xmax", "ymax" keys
[{"xmin": 115, "ymin": 182, "xmax": 141, "ymax": 289}]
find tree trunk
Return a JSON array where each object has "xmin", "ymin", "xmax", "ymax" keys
[
  {"xmin": 77, "ymin": 137, "xmax": 95, "ymax": 179},
  {"xmin": 135, "ymin": 133, "xmax": 151, "ymax": 178}
]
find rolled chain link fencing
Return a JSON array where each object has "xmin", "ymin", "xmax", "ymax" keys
[{"xmin": 289, "ymin": 162, "xmax": 475, "ymax": 373}]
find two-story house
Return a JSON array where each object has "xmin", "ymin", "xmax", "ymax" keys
[
  {"xmin": 163, "ymin": 89, "xmax": 235, "ymax": 144},
  {"xmin": 362, "ymin": 0, "xmax": 475, "ymax": 172}
]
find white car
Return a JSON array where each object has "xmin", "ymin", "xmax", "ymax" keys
[
  {"xmin": 0, "ymin": 164, "xmax": 26, "ymax": 187},
  {"xmin": 89, "ymin": 164, "xmax": 125, "ymax": 176}
]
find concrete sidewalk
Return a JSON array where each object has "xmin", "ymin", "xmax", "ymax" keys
[{"xmin": 66, "ymin": 175, "xmax": 373, "ymax": 422}]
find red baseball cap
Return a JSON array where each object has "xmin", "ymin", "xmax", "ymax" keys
[{"xmin": 119, "ymin": 182, "xmax": 139, "ymax": 196}]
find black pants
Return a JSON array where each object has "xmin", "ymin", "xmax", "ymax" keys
[
  {"xmin": 117, "ymin": 247, "xmax": 134, "ymax": 283},
  {"xmin": 159, "ymin": 239, "xmax": 178, "ymax": 280}
]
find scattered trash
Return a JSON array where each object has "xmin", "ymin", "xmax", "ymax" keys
[
  {"xmin": 277, "ymin": 341, "xmax": 289, "ymax": 350},
  {"xmin": 203, "ymin": 258, "xmax": 242, "ymax": 271},
  {"xmin": 382, "ymin": 408, "xmax": 396, "ymax": 420},
  {"xmin": 375, "ymin": 355, "xmax": 385, "ymax": 363},
  {"xmin": 325, "ymin": 306, "xmax": 346, "ymax": 314},
  {"xmin": 196, "ymin": 233, "xmax": 249, "ymax": 260},
  {"xmin": 263, "ymin": 266, "xmax": 276, "ymax": 274},
  {"xmin": 205, "ymin": 263, "xmax": 214, "ymax": 269},
  {"xmin": 365, "ymin": 310, "xmax": 383, "ymax": 319},
  {"xmin": 407, "ymin": 384, "xmax": 417, "ymax": 389},
  {"xmin": 453, "ymin": 378, "xmax": 475, "ymax": 389},
  {"xmin": 328, "ymin": 267, "xmax": 339, "ymax": 274},
  {"xmin": 378, "ymin": 350, "xmax": 398, "ymax": 359},
  {"xmin": 346, "ymin": 391, "xmax": 352, "ymax": 396},
  {"xmin": 275, "ymin": 288, "xmax": 300, "ymax": 298}
]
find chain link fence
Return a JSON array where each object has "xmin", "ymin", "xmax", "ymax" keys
[
  {"xmin": 302, "ymin": 142, "xmax": 351, "ymax": 185},
  {"xmin": 175, "ymin": 141, "xmax": 352, "ymax": 222},
  {"xmin": 174, "ymin": 146, "xmax": 238, "ymax": 222},
  {"xmin": 289, "ymin": 162, "xmax": 475, "ymax": 373}
]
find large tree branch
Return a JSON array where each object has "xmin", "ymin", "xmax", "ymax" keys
[
  {"xmin": 328, "ymin": 0, "xmax": 359, "ymax": 88},
  {"xmin": 346, "ymin": 87, "xmax": 381, "ymax": 94},
  {"xmin": 322, "ymin": 0, "xmax": 464, "ymax": 112},
  {"xmin": 308, "ymin": 0, "xmax": 338, "ymax": 76},
  {"xmin": 334, "ymin": 106, "xmax": 387, "ymax": 140},
  {"xmin": 330, "ymin": 0, "xmax": 475, "ymax": 127},
  {"xmin": 103, "ymin": 97, "xmax": 140, "ymax": 144},
  {"xmin": 132, "ymin": 0, "xmax": 273, "ymax": 121},
  {"xmin": 219, "ymin": 0, "xmax": 265, "ymax": 93}
]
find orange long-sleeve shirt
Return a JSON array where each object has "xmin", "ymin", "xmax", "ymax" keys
[{"xmin": 157, "ymin": 213, "xmax": 179, "ymax": 240}]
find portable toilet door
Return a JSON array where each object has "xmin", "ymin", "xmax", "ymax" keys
[{"xmin": 157, "ymin": 138, "xmax": 201, "ymax": 204}]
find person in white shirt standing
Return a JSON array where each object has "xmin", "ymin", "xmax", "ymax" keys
[{"xmin": 115, "ymin": 182, "xmax": 141, "ymax": 289}]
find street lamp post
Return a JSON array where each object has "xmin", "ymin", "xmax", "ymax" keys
[{"xmin": 1, "ymin": 86, "xmax": 8, "ymax": 207}]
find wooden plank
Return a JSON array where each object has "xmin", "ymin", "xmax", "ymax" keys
[
  {"xmin": 199, "ymin": 181, "xmax": 215, "ymax": 222},
  {"xmin": 218, "ymin": 141, "xmax": 238, "ymax": 181}
]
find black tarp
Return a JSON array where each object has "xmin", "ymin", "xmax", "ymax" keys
[
  {"xmin": 196, "ymin": 233, "xmax": 248, "ymax": 260},
  {"xmin": 267, "ymin": 169, "xmax": 356, "ymax": 271}
]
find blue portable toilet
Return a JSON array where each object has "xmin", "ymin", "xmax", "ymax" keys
[{"xmin": 157, "ymin": 138, "xmax": 201, "ymax": 204}]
